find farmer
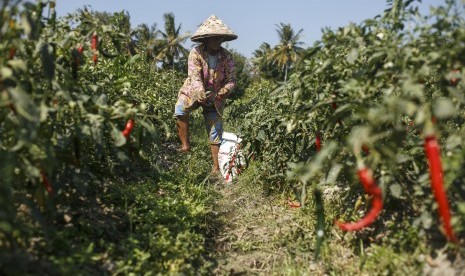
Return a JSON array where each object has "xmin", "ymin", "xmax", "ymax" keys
[{"xmin": 174, "ymin": 15, "xmax": 237, "ymax": 174}]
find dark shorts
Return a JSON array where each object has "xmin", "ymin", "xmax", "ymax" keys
[{"xmin": 174, "ymin": 99, "xmax": 223, "ymax": 145}]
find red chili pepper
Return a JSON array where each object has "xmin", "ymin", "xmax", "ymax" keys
[
  {"xmin": 336, "ymin": 167, "xmax": 383, "ymax": 231},
  {"xmin": 362, "ymin": 144, "xmax": 370, "ymax": 155},
  {"xmin": 315, "ymin": 132, "xmax": 322, "ymax": 152},
  {"xmin": 424, "ymin": 135, "xmax": 457, "ymax": 242},
  {"xmin": 76, "ymin": 46, "xmax": 84, "ymax": 68},
  {"xmin": 40, "ymin": 170, "xmax": 53, "ymax": 195},
  {"xmin": 8, "ymin": 103, "xmax": 17, "ymax": 114},
  {"xmin": 91, "ymin": 32, "xmax": 98, "ymax": 50},
  {"xmin": 91, "ymin": 32, "xmax": 98, "ymax": 65},
  {"xmin": 330, "ymin": 97, "xmax": 342, "ymax": 124},
  {"xmin": 8, "ymin": 47, "xmax": 16, "ymax": 59},
  {"xmin": 122, "ymin": 119, "xmax": 135, "ymax": 138},
  {"xmin": 331, "ymin": 102, "xmax": 337, "ymax": 110},
  {"xmin": 71, "ymin": 47, "xmax": 83, "ymax": 80},
  {"xmin": 450, "ymin": 69, "xmax": 460, "ymax": 86},
  {"xmin": 287, "ymin": 198, "xmax": 301, "ymax": 208}
]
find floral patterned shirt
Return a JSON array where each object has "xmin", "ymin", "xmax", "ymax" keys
[{"xmin": 177, "ymin": 45, "xmax": 236, "ymax": 116}]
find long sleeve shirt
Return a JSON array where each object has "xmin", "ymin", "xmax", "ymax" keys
[{"xmin": 177, "ymin": 45, "xmax": 236, "ymax": 116}]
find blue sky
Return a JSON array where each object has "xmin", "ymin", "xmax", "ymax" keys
[{"xmin": 55, "ymin": 0, "xmax": 444, "ymax": 58}]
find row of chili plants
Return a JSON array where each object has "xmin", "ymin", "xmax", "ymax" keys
[
  {"xmin": 236, "ymin": 0, "xmax": 465, "ymax": 257},
  {"xmin": 0, "ymin": 1, "xmax": 204, "ymax": 274}
]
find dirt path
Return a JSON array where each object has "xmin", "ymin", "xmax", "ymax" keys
[
  {"xmin": 204, "ymin": 177, "xmax": 465, "ymax": 276},
  {"xmin": 206, "ymin": 179, "xmax": 324, "ymax": 275}
]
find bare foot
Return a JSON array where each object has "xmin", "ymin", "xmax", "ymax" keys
[
  {"xmin": 177, "ymin": 146, "xmax": 191, "ymax": 153},
  {"xmin": 210, "ymin": 168, "xmax": 221, "ymax": 175}
]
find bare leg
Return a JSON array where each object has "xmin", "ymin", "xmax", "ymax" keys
[
  {"xmin": 210, "ymin": 144, "xmax": 220, "ymax": 173},
  {"xmin": 176, "ymin": 115, "xmax": 190, "ymax": 152}
]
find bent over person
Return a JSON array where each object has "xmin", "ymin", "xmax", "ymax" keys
[{"xmin": 174, "ymin": 15, "xmax": 237, "ymax": 174}]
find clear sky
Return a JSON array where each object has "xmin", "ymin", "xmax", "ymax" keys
[{"xmin": 55, "ymin": 0, "xmax": 445, "ymax": 58}]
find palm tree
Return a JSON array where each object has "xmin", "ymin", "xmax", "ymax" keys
[
  {"xmin": 133, "ymin": 23, "xmax": 158, "ymax": 61},
  {"xmin": 271, "ymin": 23, "xmax": 304, "ymax": 82},
  {"xmin": 252, "ymin": 42, "xmax": 281, "ymax": 80},
  {"xmin": 154, "ymin": 13, "xmax": 190, "ymax": 70},
  {"xmin": 253, "ymin": 42, "xmax": 272, "ymax": 70}
]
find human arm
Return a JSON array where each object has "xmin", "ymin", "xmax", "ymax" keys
[{"xmin": 187, "ymin": 48, "xmax": 207, "ymax": 102}]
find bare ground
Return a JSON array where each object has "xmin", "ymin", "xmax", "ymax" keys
[
  {"xmin": 205, "ymin": 178, "xmax": 327, "ymax": 275},
  {"xmin": 204, "ymin": 176, "xmax": 465, "ymax": 276}
]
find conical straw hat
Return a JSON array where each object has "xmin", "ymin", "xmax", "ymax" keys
[{"xmin": 191, "ymin": 15, "xmax": 238, "ymax": 42}]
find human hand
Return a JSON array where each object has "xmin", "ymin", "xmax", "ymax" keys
[
  {"xmin": 204, "ymin": 90, "xmax": 215, "ymax": 106},
  {"xmin": 205, "ymin": 90, "xmax": 214, "ymax": 100},
  {"xmin": 198, "ymin": 90, "xmax": 207, "ymax": 103}
]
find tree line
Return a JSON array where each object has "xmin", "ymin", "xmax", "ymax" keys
[{"xmin": 86, "ymin": 10, "xmax": 306, "ymax": 83}]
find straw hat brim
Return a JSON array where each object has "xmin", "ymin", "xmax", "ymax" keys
[
  {"xmin": 191, "ymin": 33, "xmax": 238, "ymax": 42},
  {"xmin": 191, "ymin": 15, "xmax": 238, "ymax": 43}
]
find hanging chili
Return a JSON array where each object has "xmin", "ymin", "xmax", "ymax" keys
[
  {"xmin": 331, "ymin": 102, "xmax": 337, "ymax": 110},
  {"xmin": 91, "ymin": 32, "xmax": 98, "ymax": 65},
  {"xmin": 92, "ymin": 53, "xmax": 98, "ymax": 65},
  {"xmin": 336, "ymin": 167, "xmax": 383, "ymax": 231},
  {"xmin": 287, "ymin": 198, "xmax": 301, "ymax": 208},
  {"xmin": 450, "ymin": 69, "xmax": 460, "ymax": 86},
  {"xmin": 71, "ymin": 45, "xmax": 84, "ymax": 80},
  {"xmin": 8, "ymin": 47, "xmax": 16, "ymax": 59},
  {"xmin": 424, "ymin": 134, "xmax": 457, "ymax": 242},
  {"xmin": 315, "ymin": 132, "xmax": 322, "ymax": 152},
  {"xmin": 91, "ymin": 32, "xmax": 98, "ymax": 50},
  {"xmin": 362, "ymin": 144, "xmax": 370, "ymax": 155},
  {"xmin": 122, "ymin": 119, "xmax": 135, "ymax": 138},
  {"xmin": 40, "ymin": 170, "xmax": 53, "ymax": 195},
  {"xmin": 8, "ymin": 103, "xmax": 16, "ymax": 114}
]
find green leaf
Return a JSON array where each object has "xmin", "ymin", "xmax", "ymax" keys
[
  {"xmin": 21, "ymin": 13, "xmax": 33, "ymax": 37},
  {"xmin": 7, "ymin": 60, "xmax": 28, "ymax": 72},
  {"xmin": 9, "ymin": 86, "xmax": 40, "ymax": 122},
  {"xmin": 402, "ymin": 78, "xmax": 424, "ymax": 100},
  {"xmin": 433, "ymin": 98, "xmax": 456, "ymax": 119},
  {"xmin": 112, "ymin": 125, "xmax": 127, "ymax": 147},
  {"xmin": 348, "ymin": 126, "xmax": 370, "ymax": 153},
  {"xmin": 1, "ymin": 67, "xmax": 14, "ymax": 80},
  {"xmin": 325, "ymin": 163, "xmax": 343, "ymax": 185},
  {"xmin": 129, "ymin": 54, "xmax": 141, "ymax": 64},
  {"xmin": 257, "ymin": 130, "xmax": 266, "ymax": 141},
  {"xmin": 0, "ymin": 222, "xmax": 12, "ymax": 232},
  {"xmin": 40, "ymin": 101, "xmax": 49, "ymax": 122},
  {"xmin": 389, "ymin": 184, "xmax": 402, "ymax": 199},
  {"xmin": 445, "ymin": 135, "xmax": 461, "ymax": 150},
  {"xmin": 347, "ymin": 48, "xmax": 358, "ymax": 64}
]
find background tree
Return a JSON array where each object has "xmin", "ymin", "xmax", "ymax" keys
[
  {"xmin": 133, "ymin": 23, "xmax": 159, "ymax": 62},
  {"xmin": 271, "ymin": 23, "xmax": 304, "ymax": 82},
  {"xmin": 227, "ymin": 49, "xmax": 252, "ymax": 100},
  {"xmin": 252, "ymin": 42, "xmax": 283, "ymax": 81},
  {"xmin": 154, "ymin": 12, "xmax": 190, "ymax": 71},
  {"xmin": 109, "ymin": 11, "xmax": 136, "ymax": 56}
]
